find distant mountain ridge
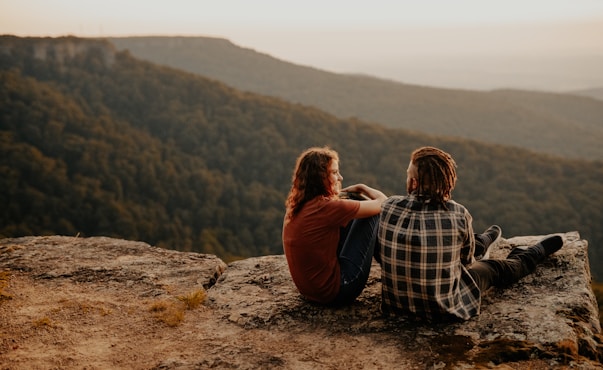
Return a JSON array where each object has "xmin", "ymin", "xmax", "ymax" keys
[
  {"xmin": 570, "ymin": 87, "xmax": 603, "ymax": 101},
  {"xmin": 109, "ymin": 36, "xmax": 603, "ymax": 161}
]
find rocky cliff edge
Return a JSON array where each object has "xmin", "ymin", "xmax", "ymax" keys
[{"xmin": 0, "ymin": 231, "xmax": 601, "ymax": 369}]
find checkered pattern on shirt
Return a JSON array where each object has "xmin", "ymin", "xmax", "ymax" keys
[{"xmin": 377, "ymin": 194, "xmax": 481, "ymax": 321}]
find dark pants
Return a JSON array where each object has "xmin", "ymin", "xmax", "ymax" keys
[
  {"xmin": 468, "ymin": 244, "xmax": 546, "ymax": 292},
  {"xmin": 330, "ymin": 215, "xmax": 379, "ymax": 306}
]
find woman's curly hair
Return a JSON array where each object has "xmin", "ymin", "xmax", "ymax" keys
[{"xmin": 285, "ymin": 147, "xmax": 339, "ymax": 220}]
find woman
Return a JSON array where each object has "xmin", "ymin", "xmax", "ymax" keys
[{"xmin": 282, "ymin": 147, "xmax": 387, "ymax": 306}]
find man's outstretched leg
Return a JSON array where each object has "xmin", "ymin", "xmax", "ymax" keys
[{"xmin": 469, "ymin": 235, "xmax": 563, "ymax": 292}]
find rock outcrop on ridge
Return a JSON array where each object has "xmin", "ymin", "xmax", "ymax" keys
[{"xmin": 0, "ymin": 231, "xmax": 601, "ymax": 369}]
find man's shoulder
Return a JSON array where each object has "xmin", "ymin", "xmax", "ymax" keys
[
  {"xmin": 383, "ymin": 195, "xmax": 409, "ymax": 207},
  {"xmin": 382, "ymin": 195, "xmax": 469, "ymax": 213},
  {"xmin": 446, "ymin": 199, "xmax": 469, "ymax": 213},
  {"xmin": 385, "ymin": 195, "xmax": 407, "ymax": 201}
]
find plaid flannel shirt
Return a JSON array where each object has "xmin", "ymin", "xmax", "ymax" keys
[{"xmin": 377, "ymin": 194, "xmax": 481, "ymax": 321}]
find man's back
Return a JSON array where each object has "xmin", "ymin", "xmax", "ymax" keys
[{"xmin": 377, "ymin": 194, "xmax": 481, "ymax": 321}]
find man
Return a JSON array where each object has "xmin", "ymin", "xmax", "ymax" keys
[{"xmin": 377, "ymin": 146, "xmax": 563, "ymax": 321}]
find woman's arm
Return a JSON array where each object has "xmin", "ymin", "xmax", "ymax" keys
[{"xmin": 341, "ymin": 184, "xmax": 387, "ymax": 218}]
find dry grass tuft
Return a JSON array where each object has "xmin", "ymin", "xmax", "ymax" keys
[
  {"xmin": 177, "ymin": 289, "xmax": 206, "ymax": 310},
  {"xmin": 149, "ymin": 289, "xmax": 206, "ymax": 326},
  {"xmin": 33, "ymin": 317, "xmax": 56, "ymax": 328},
  {"xmin": 149, "ymin": 300, "xmax": 185, "ymax": 327},
  {"xmin": 52, "ymin": 299, "xmax": 113, "ymax": 317}
]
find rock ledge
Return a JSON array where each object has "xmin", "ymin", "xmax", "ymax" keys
[{"xmin": 0, "ymin": 231, "xmax": 601, "ymax": 369}]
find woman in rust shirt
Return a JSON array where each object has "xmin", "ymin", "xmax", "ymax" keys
[{"xmin": 282, "ymin": 147, "xmax": 387, "ymax": 306}]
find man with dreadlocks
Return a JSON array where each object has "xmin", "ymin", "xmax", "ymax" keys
[{"xmin": 376, "ymin": 146, "xmax": 563, "ymax": 321}]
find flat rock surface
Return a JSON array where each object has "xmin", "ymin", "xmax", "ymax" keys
[{"xmin": 0, "ymin": 232, "xmax": 601, "ymax": 369}]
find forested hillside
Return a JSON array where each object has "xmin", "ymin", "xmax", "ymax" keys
[
  {"xmin": 109, "ymin": 36, "xmax": 603, "ymax": 161},
  {"xmin": 2, "ymin": 36, "xmax": 603, "ymax": 279}
]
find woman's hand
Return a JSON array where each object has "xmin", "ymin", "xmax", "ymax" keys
[
  {"xmin": 341, "ymin": 184, "xmax": 388, "ymax": 218},
  {"xmin": 341, "ymin": 184, "xmax": 386, "ymax": 201}
]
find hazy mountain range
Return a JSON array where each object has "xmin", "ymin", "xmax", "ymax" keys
[
  {"xmin": 109, "ymin": 36, "xmax": 603, "ymax": 161},
  {"xmin": 571, "ymin": 87, "xmax": 603, "ymax": 101}
]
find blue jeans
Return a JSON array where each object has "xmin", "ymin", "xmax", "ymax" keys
[{"xmin": 330, "ymin": 215, "xmax": 379, "ymax": 306}]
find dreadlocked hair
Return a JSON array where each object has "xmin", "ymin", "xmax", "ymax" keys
[
  {"xmin": 411, "ymin": 146, "xmax": 457, "ymax": 205},
  {"xmin": 285, "ymin": 147, "xmax": 339, "ymax": 220}
]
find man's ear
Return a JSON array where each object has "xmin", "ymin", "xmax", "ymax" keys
[{"xmin": 410, "ymin": 178, "xmax": 418, "ymax": 191}]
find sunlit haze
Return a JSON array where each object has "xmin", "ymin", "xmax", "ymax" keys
[{"xmin": 2, "ymin": 0, "xmax": 603, "ymax": 91}]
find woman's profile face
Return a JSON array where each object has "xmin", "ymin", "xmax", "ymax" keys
[{"xmin": 328, "ymin": 160, "xmax": 343, "ymax": 194}]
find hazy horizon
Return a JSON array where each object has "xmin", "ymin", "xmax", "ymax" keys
[{"xmin": 2, "ymin": 0, "xmax": 603, "ymax": 92}]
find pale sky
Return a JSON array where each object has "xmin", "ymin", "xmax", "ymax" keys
[{"xmin": 2, "ymin": 0, "xmax": 603, "ymax": 91}]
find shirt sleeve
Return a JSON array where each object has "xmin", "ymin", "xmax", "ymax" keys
[
  {"xmin": 460, "ymin": 207, "xmax": 475, "ymax": 266},
  {"xmin": 323, "ymin": 199, "xmax": 361, "ymax": 227}
]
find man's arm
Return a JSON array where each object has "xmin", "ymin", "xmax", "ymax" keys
[{"xmin": 460, "ymin": 210, "xmax": 476, "ymax": 266}]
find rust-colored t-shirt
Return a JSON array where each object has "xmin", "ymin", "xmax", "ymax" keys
[{"xmin": 282, "ymin": 197, "xmax": 360, "ymax": 303}]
